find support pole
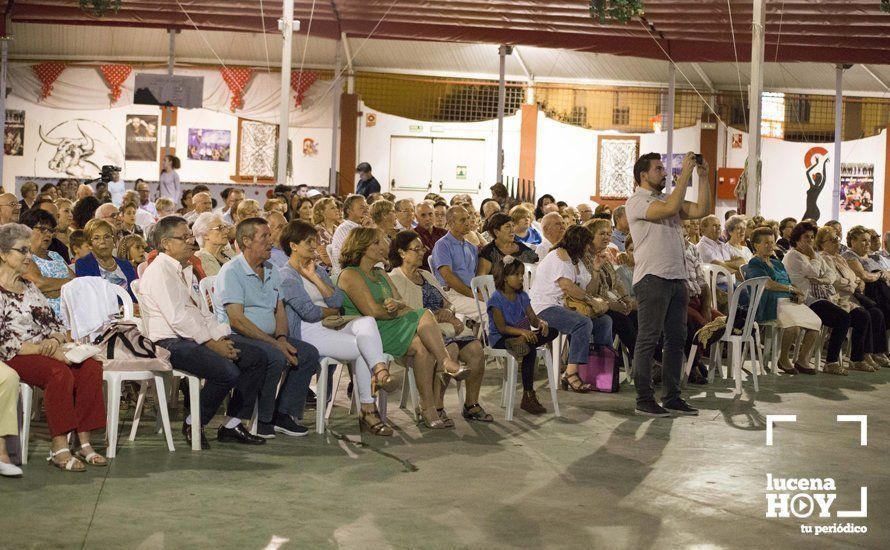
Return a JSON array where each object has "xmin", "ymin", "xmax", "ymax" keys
[
  {"xmin": 665, "ymin": 64, "xmax": 676, "ymax": 186},
  {"xmin": 745, "ymin": 0, "xmax": 766, "ymax": 214},
  {"xmin": 496, "ymin": 44, "xmax": 508, "ymax": 185},
  {"xmin": 329, "ymin": 43, "xmax": 342, "ymax": 194},
  {"xmin": 831, "ymin": 64, "xmax": 844, "ymax": 221},
  {"xmin": 163, "ymin": 29, "xmax": 176, "ymax": 151},
  {"xmin": 0, "ymin": 39, "xmax": 8, "ymax": 191},
  {"xmin": 277, "ymin": 0, "xmax": 295, "ymax": 186}
]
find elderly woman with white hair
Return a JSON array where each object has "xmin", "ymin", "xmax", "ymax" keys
[
  {"xmin": 725, "ymin": 215, "xmax": 753, "ymax": 262},
  {"xmin": 192, "ymin": 212, "xmax": 234, "ymax": 277},
  {"xmin": 0, "ymin": 224, "xmax": 107, "ymax": 472}
]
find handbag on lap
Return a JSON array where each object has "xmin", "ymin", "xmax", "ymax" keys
[{"xmin": 93, "ymin": 321, "xmax": 171, "ymax": 372}]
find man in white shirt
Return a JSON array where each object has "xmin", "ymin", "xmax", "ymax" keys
[
  {"xmin": 185, "ymin": 192, "xmax": 214, "ymax": 224},
  {"xmin": 535, "ymin": 212, "xmax": 566, "ymax": 261},
  {"xmin": 216, "ymin": 188, "xmax": 244, "ymax": 225},
  {"xmin": 696, "ymin": 215, "xmax": 746, "ymax": 277},
  {"xmin": 135, "ymin": 179, "xmax": 157, "ymax": 216},
  {"xmin": 394, "ymin": 198, "xmax": 416, "ymax": 231},
  {"xmin": 140, "ymin": 216, "xmax": 268, "ymax": 448},
  {"xmin": 330, "ymin": 194, "xmax": 369, "ymax": 275}
]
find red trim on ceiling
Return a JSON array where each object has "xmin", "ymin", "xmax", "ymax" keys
[{"xmin": 8, "ymin": 0, "xmax": 890, "ymax": 64}]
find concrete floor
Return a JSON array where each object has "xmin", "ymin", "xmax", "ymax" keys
[{"xmin": 3, "ymin": 365, "xmax": 888, "ymax": 550}]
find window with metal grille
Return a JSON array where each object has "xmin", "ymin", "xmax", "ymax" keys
[
  {"xmin": 569, "ymin": 106, "xmax": 588, "ymax": 126},
  {"xmin": 789, "ymin": 98, "xmax": 811, "ymax": 124},
  {"xmin": 612, "ymin": 107, "xmax": 630, "ymax": 125}
]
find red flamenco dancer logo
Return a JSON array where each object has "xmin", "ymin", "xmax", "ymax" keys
[{"xmin": 803, "ymin": 147, "xmax": 829, "ymax": 222}]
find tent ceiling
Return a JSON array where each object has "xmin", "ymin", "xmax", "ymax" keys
[
  {"xmin": 7, "ymin": 23, "xmax": 890, "ymax": 96},
  {"xmin": 5, "ymin": 0, "xmax": 890, "ymax": 64}
]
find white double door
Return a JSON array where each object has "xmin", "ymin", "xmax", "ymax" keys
[{"xmin": 389, "ymin": 136, "xmax": 486, "ymax": 198}]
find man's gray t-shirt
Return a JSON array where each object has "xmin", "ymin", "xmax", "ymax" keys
[{"xmin": 625, "ymin": 186, "xmax": 687, "ymax": 286}]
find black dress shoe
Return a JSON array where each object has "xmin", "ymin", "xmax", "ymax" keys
[
  {"xmin": 182, "ymin": 421, "xmax": 210, "ymax": 450},
  {"xmin": 217, "ymin": 423, "xmax": 267, "ymax": 445}
]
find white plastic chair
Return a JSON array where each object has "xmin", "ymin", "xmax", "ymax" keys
[
  {"xmin": 198, "ymin": 275, "xmax": 217, "ymax": 315},
  {"xmin": 470, "ymin": 275, "xmax": 559, "ymax": 420},
  {"xmin": 398, "ymin": 356, "xmax": 465, "ymax": 420},
  {"xmin": 18, "ymin": 382, "xmax": 33, "ymax": 465},
  {"xmin": 128, "ymin": 278, "xmax": 202, "ymax": 451},
  {"xmin": 136, "ymin": 261, "xmax": 148, "ymax": 278},
  {"xmin": 60, "ymin": 278, "xmax": 175, "ymax": 458},
  {"xmin": 704, "ymin": 277, "xmax": 769, "ymax": 395},
  {"xmin": 523, "ymin": 262, "xmax": 535, "ymax": 290},
  {"xmin": 701, "ymin": 264, "xmax": 737, "ymax": 313}
]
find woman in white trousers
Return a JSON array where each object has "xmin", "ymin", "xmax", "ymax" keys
[{"xmin": 278, "ymin": 220, "xmax": 397, "ymax": 437}]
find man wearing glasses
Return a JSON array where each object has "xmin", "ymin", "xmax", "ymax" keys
[
  {"xmin": 140, "ymin": 216, "xmax": 268, "ymax": 448},
  {"xmin": 0, "ymin": 193, "xmax": 21, "ymax": 225}
]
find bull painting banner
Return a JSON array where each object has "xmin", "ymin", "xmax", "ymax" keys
[
  {"xmin": 125, "ymin": 114, "xmax": 158, "ymax": 161},
  {"xmin": 35, "ymin": 119, "xmax": 123, "ymax": 178}
]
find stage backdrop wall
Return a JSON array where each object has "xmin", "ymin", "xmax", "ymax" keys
[
  {"xmin": 356, "ymin": 105, "xmax": 522, "ymax": 204},
  {"xmin": 534, "ymin": 116, "xmax": 703, "ymax": 207},
  {"xmin": 722, "ymin": 125, "xmax": 886, "ymax": 232},
  {"xmin": 2, "ymin": 94, "xmax": 334, "ymax": 194}
]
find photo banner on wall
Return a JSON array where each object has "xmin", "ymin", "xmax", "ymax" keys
[
  {"xmin": 125, "ymin": 115, "xmax": 158, "ymax": 161},
  {"xmin": 188, "ymin": 128, "xmax": 231, "ymax": 162},
  {"xmin": 840, "ymin": 163, "xmax": 874, "ymax": 213},
  {"xmin": 5, "ymin": 110, "xmax": 25, "ymax": 156}
]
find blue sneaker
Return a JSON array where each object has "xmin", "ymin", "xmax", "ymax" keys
[
  {"xmin": 273, "ymin": 413, "xmax": 309, "ymax": 437},
  {"xmin": 256, "ymin": 422, "xmax": 276, "ymax": 439}
]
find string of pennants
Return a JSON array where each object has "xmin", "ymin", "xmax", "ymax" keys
[{"xmin": 30, "ymin": 62, "xmax": 319, "ymax": 111}]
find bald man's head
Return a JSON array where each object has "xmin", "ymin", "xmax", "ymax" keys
[
  {"xmin": 541, "ymin": 211, "xmax": 566, "ymax": 245},
  {"xmin": 192, "ymin": 192, "xmax": 213, "ymax": 213},
  {"xmin": 0, "ymin": 193, "xmax": 20, "ymax": 224}
]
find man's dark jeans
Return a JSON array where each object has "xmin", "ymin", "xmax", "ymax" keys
[
  {"xmin": 156, "ymin": 337, "xmax": 267, "ymax": 426},
  {"xmin": 631, "ymin": 275, "xmax": 689, "ymax": 406}
]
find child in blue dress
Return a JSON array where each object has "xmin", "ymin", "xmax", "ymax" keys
[{"xmin": 487, "ymin": 256, "xmax": 558, "ymax": 414}]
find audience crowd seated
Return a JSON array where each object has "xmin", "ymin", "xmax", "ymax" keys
[{"xmin": 3, "ymin": 165, "xmax": 890, "ymax": 476}]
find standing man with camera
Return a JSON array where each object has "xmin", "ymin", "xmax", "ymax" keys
[{"xmin": 625, "ymin": 151, "xmax": 712, "ymax": 417}]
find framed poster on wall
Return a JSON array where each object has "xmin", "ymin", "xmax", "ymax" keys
[
  {"xmin": 596, "ymin": 135, "xmax": 639, "ymax": 200},
  {"xmin": 234, "ymin": 118, "xmax": 278, "ymax": 183}
]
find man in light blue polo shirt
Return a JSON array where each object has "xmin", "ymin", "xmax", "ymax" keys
[
  {"xmin": 430, "ymin": 205, "xmax": 487, "ymax": 321},
  {"xmin": 216, "ymin": 217, "xmax": 320, "ymax": 438}
]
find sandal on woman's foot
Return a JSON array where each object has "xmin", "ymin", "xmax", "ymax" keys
[
  {"xmin": 47, "ymin": 449, "xmax": 85, "ymax": 472},
  {"xmin": 420, "ymin": 408, "xmax": 449, "ymax": 430},
  {"xmin": 847, "ymin": 361, "xmax": 875, "ymax": 373},
  {"xmin": 359, "ymin": 410, "xmax": 394, "ymax": 436},
  {"xmin": 439, "ymin": 358, "xmax": 471, "ymax": 382},
  {"xmin": 823, "ymin": 362, "xmax": 849, "ymax": 375},
  {"xmin": 436, "ymin": 408, "xmax": 455, "ymax": 428},
  {"xmin": 560, "ymin": 372, "xmax": 593, "ymax": 393},
  {"xmin": 371, "ymin": 367, "xmax": 399, "ymax": 396},
  {"xmin": 74, "ymin": 443, "xmax": 108, "ymax": 466},
  {"xmin": 462, "ymin": 403, "xmax": 493, "ymax": 422}
]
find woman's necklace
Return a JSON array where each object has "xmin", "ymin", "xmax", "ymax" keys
[{"xmin": 97, "ymin": 256, "xmax": 117, "ymax": 271}]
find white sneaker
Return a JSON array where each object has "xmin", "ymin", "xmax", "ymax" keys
[{"xmin": 0, "ymin": 461, "xmax": 23, "ymax": 477}]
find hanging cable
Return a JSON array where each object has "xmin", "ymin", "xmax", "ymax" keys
[
  {"xmin": 312, "ymin": 0, "xmax": 400, "ymax": 106},
  {"xmin": 725, "ymin": 0, "xmax": 748, "ymax": 128},
  {"xmin": 296, "ymin": 0, "xmax": 318, "ymax": 84},
  {"xmin": 635, "ymin": 20, "xmax": 730, "ymax": 129},
  {"xmin": 174, "ymin": 0, "xmax": 230, "ymax": 71},
  {"xmin": 258, "ymin": 0, "xmax": 272, "ymax": 73}
]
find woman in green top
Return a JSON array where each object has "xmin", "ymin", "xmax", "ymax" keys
[{"xmin": 338, "ymin": 227, "xmax": 474, "ymax": 429}]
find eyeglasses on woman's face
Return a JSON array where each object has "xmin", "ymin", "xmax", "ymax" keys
[
  {"xmin": 91, "ymin": 234, "xmax": 114, "ymax": 243},
  {"xmin": 32, "ymin": 225, "xmax": 54, "ymax": 233},
  {"xmin": 8, "ymin": 246, "xmax": 32, "ymax": 256}
]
